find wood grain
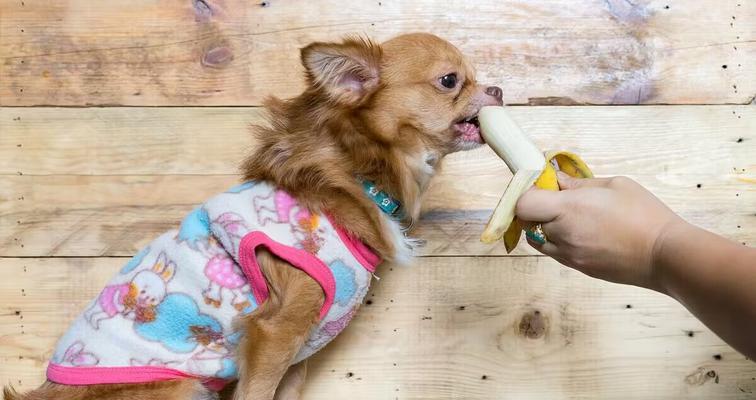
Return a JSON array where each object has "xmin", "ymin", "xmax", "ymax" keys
[
  {"xmin": 1, "ymin": 0, "xmax": 754, "ymax": 106},
  {"xmin": 1, "ymin": 106, "xmax": 753, "ymax": 257},
  {"xmin": 2, "ymin": 1, "xmax": 755, "ymax": 398},
  {"xmin": 2, "ymin": 173, "xmax": 753, "ymax": 258},
  {"xmin": 2, "ymin": 106, "xmax": 754, "ymax": 176},
  {"xmin": 1, "ymin": 256, "xmax": 754, "ymax": 399}
]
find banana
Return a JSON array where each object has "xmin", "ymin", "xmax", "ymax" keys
[{"xmin": 478, "ymin": 106, "xmax": 593, "ymax": 253}]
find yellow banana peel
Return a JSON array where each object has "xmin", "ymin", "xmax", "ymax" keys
[{"xmin": 478, "ymin": 106, "xmax": 593, "ymax": 253}]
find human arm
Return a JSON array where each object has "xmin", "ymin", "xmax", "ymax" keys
[{"xmin": 516, "ymin": 173, "xmax": 756, "ymax": 358}]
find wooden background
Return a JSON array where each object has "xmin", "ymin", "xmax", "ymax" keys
[{"xmin": 1, "ymin": 0, "xmax": 755, "ymax": 399}]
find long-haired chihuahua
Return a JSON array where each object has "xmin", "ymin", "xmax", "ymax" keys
[{"xmin": 5, "ymin": 33, "xmax": 502, "ymax": 400}]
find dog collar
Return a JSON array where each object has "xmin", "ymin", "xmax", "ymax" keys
[{"xmin": 359, "ymin": 179, "xmax": 403, "ymax": 219}]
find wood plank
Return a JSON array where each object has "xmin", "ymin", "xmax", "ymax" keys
[
  {"xmin": 2, "ymin": 106, "xmax": 755, "ymax": 176},
  {"xmin": 1, "ymin": 257, "xmax": 754, "ymax": 398},
  {"xmin": 1, "ymin": 0, "xmax": 754, "ymax": 106},
  {"xmin": 0, "ymin": 107, "xmax": 256, "ymax": 176},
  {"xmin": 1, "ymin": 174, "xmax": 753, "ymax": 258},
  {"xmin": 1, "ymin": 106, "xmax": 753, "ymax": 257}
]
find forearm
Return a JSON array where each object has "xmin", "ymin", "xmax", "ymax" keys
[{"xmin": 655, "ymin": 221, "xmax": 756, "ymax": 359}]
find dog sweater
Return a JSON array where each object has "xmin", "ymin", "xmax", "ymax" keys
[{"xmin": 47, "ymin": 181, "xmax": 380, "ymax": 390}]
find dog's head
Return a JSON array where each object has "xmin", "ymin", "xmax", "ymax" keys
[{"xmin": 301, "ymin": 33, "xmax": 503, "ymax": 161}]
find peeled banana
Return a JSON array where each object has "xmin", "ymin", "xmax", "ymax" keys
[{"xmin": 478, "ymin": 106, "xmax": 593, "ymax": 253}]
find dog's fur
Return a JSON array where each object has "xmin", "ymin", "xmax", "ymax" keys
[{"xmin": 4, "ymin": 33, "xmax": 502, "ymax": 400}]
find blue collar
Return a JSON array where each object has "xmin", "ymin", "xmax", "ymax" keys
[{"xmin": 359, "ymin": 179, "xmax": 403, "ymax": 219}]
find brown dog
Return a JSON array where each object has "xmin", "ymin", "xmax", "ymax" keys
[{"xmin": 4, "ymin": 33, "xmax": 502, "ymax": 400}]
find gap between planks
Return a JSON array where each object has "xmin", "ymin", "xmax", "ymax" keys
[{"xmin": 1, "ymin": 101, "xmax": 755, "ymax": 108}]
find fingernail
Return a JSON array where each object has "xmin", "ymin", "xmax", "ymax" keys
[{"xmin": 525, "ymin": 229, "xmax": 546, "ymax": 245}]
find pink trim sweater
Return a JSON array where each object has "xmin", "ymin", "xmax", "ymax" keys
[{"xmin": 47, "ymin": 182, "xmax": 380, "ymax": 390}]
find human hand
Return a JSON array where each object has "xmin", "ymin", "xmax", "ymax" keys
[{"xmin": 516, "ymin": 173, "xmax": 685, "ymax": 291}]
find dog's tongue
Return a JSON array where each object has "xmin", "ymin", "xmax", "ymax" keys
[{"xmin": 457, "ymin": 121, "xmax": 483, "ymax": 143}]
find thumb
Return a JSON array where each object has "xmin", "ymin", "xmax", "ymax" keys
[
  {"xmin": 557, "ymin": 171, "xmax": 610, "ymax": 190},
  {"xmin": 556, "ymin": 171, "xmax": 584, "ymax": 190}
]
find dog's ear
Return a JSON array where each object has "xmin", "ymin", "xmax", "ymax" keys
[{"xmin": 301, "ymin": 36, "xmax": 382, "ymax": 106}]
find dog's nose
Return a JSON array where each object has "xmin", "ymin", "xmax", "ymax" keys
[{"xmin": 485, "ymin": 86, "xmax": 503, "ymax": 101}]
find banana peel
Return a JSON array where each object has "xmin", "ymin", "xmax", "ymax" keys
[
  {"xmin": 498, "ymin": 150, "xmax": 593, "ymax": 252},
  {"xmin": 478, "ymin": 106, "xmax": 593, "ymax": 253}
]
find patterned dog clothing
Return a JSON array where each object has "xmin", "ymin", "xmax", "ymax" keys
[{"xmin": 47, "ymin": 181, "xmax": 380, "ymax": 390}]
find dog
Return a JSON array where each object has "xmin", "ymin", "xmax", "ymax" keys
[{"xmin": 4, "ymin": 33, "xmax": 502, "ymax": 400}]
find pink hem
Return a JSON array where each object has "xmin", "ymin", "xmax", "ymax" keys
[
  {"xmin": 238, "ymin": 232, "xmax": 335, "ymax": 320},
  {"xmin": 326, "ymin": 215, "xmax": 381, "ymax": 273},
  {"xmin": 47, "ymin": 363, "xmax": 230, "ymax": 389}
]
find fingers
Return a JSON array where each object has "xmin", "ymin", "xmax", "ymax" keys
[
  {"xmin": 527, "ymin": 238, "xmax": 578, "ymax": 276},
  {"xmin": 523, "ymin": 216, "xmax": 567, "ymax": 257},
  {"xmin": 517, "ymin": 174, "xmax": 614, "ymax": 223},
  {"xmin": 521, "ymin": 219, "xmax": 562, "ymax": 245},
  {"xmin": 525, "ymin": 234, "xmax": 560, "ymax": 256},
  {"xmin": 515, "ymin": 189, "xmax": 563, "ymax": 222}
]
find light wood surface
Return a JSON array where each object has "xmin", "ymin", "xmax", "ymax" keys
[
  {"xmin": 1, "ymin": 1, "xmax": 756, "ymax": 398},
  {"xmin": 1, "ymin": 105, "xmax": 754, "ymax": 398},
  {"xmin": 2, "ymin": 257, "xmax": 755, "ymax": 399},
  {"xmin": 1, "ymin": 0, "xmax": 754, "ymax": 106},
  {"xmin": 2, "ymin": 106, "xmax": 753, "ymax": 257}
]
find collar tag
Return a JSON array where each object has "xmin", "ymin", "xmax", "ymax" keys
[{"xmin": 360, "ymin": 179, "xmax": 402, "ymax": 218}]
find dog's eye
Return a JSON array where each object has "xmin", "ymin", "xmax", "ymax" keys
[{"xmin": 439, "ymin": 74, "xmax": 457, "ymax": 89}]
